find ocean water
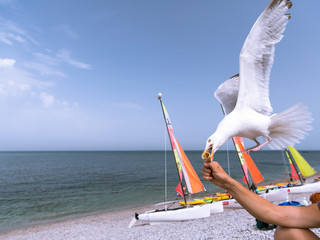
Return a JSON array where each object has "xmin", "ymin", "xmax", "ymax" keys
[{"xmin": 0, "ymin": 150, "xmax": 319, "ymax": 233}]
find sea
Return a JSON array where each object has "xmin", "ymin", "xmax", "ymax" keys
[{"xmin": 0, "ymin": 150, "xmax": 319, "ymax": 233}]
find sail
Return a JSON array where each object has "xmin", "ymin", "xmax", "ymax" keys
[
  {"xmin": 160, "ymin": 101, "xmax": 205, "ymax": 195},
  {"xmin": 288, "ymin": 146, "xmax": 316, "ymax": 177},
  {"xmin": 285, "ymin": 148, "xmax": 299, "ymax": 180},
  {"xmin": 232, "ymin": 137, "xmax": 264, "ymax": 185},
  {"xmin": 232, "ymin": 137, "xmax": 250, "ymax": 185}
]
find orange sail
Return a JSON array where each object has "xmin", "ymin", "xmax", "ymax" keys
[
  {"xmin": 232, "ymin": 137, "xmax": 264, "ymax": 185},
  {"xmin": 177, "ymin": 140, "xmax": 205, "ymax": 194},
  {"xmin": 160, "ymin": 101, "xmax": 205, "ymax": 195}
]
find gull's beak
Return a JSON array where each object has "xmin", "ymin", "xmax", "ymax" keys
[{"xmin": 202, "ymin": 145, "xmax": 214, "ymax": 161}]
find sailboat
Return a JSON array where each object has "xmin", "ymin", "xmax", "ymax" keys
[
  {"xmin": 204, "ymin": 103, "xmax": 288, "ymax": 208},
  {"xmin": 287, "ymin": 146, "xmax": 316, "ymax": 181},
  {"xmin": 128, "ymin": 94, "xmax": 222, "ymax": 228},
  {"xmin": 257, "ymin": 146, "xmax": 320, "ymax": 194},
  {"xmin": 283, "ymin": 146, "xmax": 320, "ymax": 194},
  {"xmin": 218, "ymin": 137, "xmax": 288, "ymax": 208}
]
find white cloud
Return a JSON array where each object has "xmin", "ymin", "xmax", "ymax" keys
[
  {"xmin": 39, "ymin": 92, "xmax": 55, "ymax": 108},
  {"xmin": 23, "ymin": 61, "xmax": 66, "ymax": 77},
  {"xmin": 33, "ymin": 52, "xmax": 59, "ymax": 66},
  {"xmin": 0, "ymin": 79, "xmax": 30, "ymax": 97},
  {"xmin": 57, "ymin": 49, "xmax": 91, "ymax": 70},
  {"xmin": 0, "ymin": 58, "xmax": 16, "ymax": 68},
  {"xmin": 0, "ymin": 59, "xmax": 55, "ymax": 99},
  {"xmin": 0, "ymin": 19, "xmax": 28, "ymax": 45},
  {"xmin": 0, "ymin": 18, "xmax": 89, "ymax": 121}
]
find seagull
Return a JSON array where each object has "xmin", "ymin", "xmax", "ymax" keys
[{"xmin": 202, "ymin": 0, "xmax": 313, "ymax": 161}]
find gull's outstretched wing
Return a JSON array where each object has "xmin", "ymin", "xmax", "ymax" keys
[
  {"xmin": 236, "ymin": 0, "xmax": 292, "ymax": 116},
  {"xmin": 214, "ymin": 74, "xmax": 239, "ymax": 115}
]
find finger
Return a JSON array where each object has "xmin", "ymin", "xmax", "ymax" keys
[
  {"xmin": 201, "ymin": 168, "xmax": 212, "ymax": 176},
  {"xmin": 202, "ymin": 172, "xmax": 213, "ymax": 181},
  {"xmin": 201, "ymin": 169, "xmax": 211, "ymax": 176},
  {"xmin": 202, "ymin": 166, "xmax": 212, "ymax": 174},
  {"xmin": 203, "ymin": 161, "xmax": 211, "ymax": 167},
  {"xmin": 203, "ymin": 176, "xmax": 213, "ymax": 181}
]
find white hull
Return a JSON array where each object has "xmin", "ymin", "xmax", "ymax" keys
[
  {"xmin": 260, "ymin": 182, "xmax": 320, "ymax": 194},
  {"xmin": 222, "ymin": 189, "xmax": 288, "ymax": 209},
  {"xmin": 209, "ymin": 201, "xmax": 224, "ymax": 214},
  {"xmin": 261, "ymin": 189, "xmax": 288, "ymax": 202},
  {"xmin": 286, "ymin": 181, "xmax": 320, "ymax": 193},
  {"xmin": 137, "ymin": 204, "xmax": 211, "ymax": 223},
  {"xmin": 221, "ymin": 198, "xmax": 242, "ymax": 209}
]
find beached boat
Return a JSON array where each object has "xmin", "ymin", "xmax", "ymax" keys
[
  {"xmin": 202, "ymin": 136, "xmax": 288, "ymax": 209},
  {"xmin": 257, "ymin": 146, "xmax": 319, "ymax": 194},
  {"xmin": 226, "ymin": 137, "xmax": 289, "ymax": 207},
  {"xmin": 129, "ymin": 94, "xmax": 215, "ymax": 228},
  {"xmin": 221, "ymin": 189, "xmax": 288, "ymax": 209},
  {"xmin": 286, "ymin": 146, "xmax": 316, "ymax": 181},
  {"xmin": 135, "ymin": 204, "xmax": 212, "ymax": 225},
  {"xmin": 286, "ymin": 181, "xmax": 320, "ymax": 193}
]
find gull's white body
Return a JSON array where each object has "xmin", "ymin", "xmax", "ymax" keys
[{"xmin": 204, "ymin": 0, "xmax": 313, "ymax": 155}]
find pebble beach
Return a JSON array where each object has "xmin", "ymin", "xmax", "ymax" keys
[{"xmin": 1, "ymin": 192, "xmax": 319, "ymax": 240}]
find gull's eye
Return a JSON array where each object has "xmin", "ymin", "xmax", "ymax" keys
[{"xmin": 208, "ymin": 139, "xmax": 211, "ymax": 143}]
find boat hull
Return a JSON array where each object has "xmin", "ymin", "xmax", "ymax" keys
[
  {"xmin": 222, "ymin": 189, "xmax": 288, "ymax": 209},
  {"xmin": 259, "ymin": 182, "xmax": 320, "ymax": 194},
  {"xmin": 209, "ymin": 201, "xmax": 224, "ymax": 214},
  {"xmin": 137, "ymin": 204, "xmax": 211, "ymax": 223},
  {"xmin": 286, "ymin": 182, "xmax": 320, "ymax": 193}
]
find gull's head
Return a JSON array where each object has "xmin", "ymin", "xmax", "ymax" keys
[
  {"xmin": 202, "ymin": 135, "xmax": 215, "ymax": 161},
  {"xmin": 202, "ymin": 131, "xmax": 228, "ymax": 161}
]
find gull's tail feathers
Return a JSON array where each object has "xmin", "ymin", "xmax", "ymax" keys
[{"xmin": 267, "ymin": 103, "xmax": 313, "ymax": 149}]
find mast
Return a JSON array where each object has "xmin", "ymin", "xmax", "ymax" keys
[
  {"xmin": 232, "ymin": 137, "xmax": 252, "ymax": 190},
  {"xmin": 158, "ymin": 94, "xmax": 187, "ymax": 205},
  {"xmin": 219, "ymin": 104, "xmax": 255, "ymax": 191},
  {"xmin": 285, "ymin": 148, "xmax": 304, "ymax": 185}
]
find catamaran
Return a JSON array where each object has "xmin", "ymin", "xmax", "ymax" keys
[
  {"xmin": 214, "ymin": 136, "xmax": 288, "ymax": 208},
  {"xmin": 256, "ymin": 146, "xmax": 320, "ymax": 194},
  {"xmin": 278, "ymin": 146, "xmax": 319, "ymax": 193},
  {"xmin": 128, "ymin": 94, "xmax": 222, "ymax": 228}
]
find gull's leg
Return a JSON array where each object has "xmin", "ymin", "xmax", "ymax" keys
[
  {"xmin": 239, "ymin": 137, "xmax": 272, "ymax": 153},
  {"xmin": 239, "ymin": 139, "xmax": 260, "ymax": 153}
]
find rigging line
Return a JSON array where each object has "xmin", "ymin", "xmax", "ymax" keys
[
  {"xmin": 281, "ymin": 149, "xmax": 290, "ymax": 176},
  {"xmin": 226, "ymin": 140, "xmax": 230, "ymax": 176},
  {"xmin": 164, "ymin": 123, "xmax": 167, "ymax": 205},
  {"xmin": 219, "ymin": 103, "xmax": 230, "ymax": 175}
]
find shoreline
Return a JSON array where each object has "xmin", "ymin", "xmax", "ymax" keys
[
  {"xmin": 1, "ymin": 192, "xmax": 320, "ymax": 240},
  {"xmin": 0, "ymin": 203, "xmax": 157, "ymax": 236},
  {"xmin": 2, "ymin": 173, "xmax": 319, "ymax": 239}
]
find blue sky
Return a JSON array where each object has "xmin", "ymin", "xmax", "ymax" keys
[{"xmin": 0, "ymin": 0, "xmax": 319, "ymax": 151}]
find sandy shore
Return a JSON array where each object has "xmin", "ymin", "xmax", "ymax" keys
[{"xmin": 1, "ymin": 192, "xmax": 319, "ymax": 240}]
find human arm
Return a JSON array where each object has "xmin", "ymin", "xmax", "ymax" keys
[{"xmin": 202, "ymin": 161, "xmax": 320, "ymax": 228}]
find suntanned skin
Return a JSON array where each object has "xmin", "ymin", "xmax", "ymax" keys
[{"xmin": 202, "ymin": 161, "xmax": 320, "ymax": 240}]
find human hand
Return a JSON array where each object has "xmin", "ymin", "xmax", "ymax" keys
[{"xmin": 202, "ymin": 161, "xmax": 231, "ymax": 189}]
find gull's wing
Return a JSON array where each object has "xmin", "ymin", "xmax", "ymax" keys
[
  {"xmin": 236, "ymin": 0, "xmax": 292, "ymax": 116},
  {"xmin": 214, "ymin": 74, "xmax": 239, "ymax": 115}
]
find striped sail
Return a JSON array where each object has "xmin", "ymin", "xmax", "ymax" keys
[
  {"xmin": 161, "ymin": 102, "xmax": 205, "ymax": 195},
  {"xmin": 233, "ymin": 137, "xmax": 264, "ymax": 185}
]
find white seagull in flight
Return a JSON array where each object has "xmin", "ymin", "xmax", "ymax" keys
[{"xmin": 202, "ymin": 0, "xmax": 313, "ymax": 161}]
